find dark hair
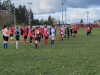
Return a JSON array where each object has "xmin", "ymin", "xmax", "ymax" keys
[
  {"xmin": 45, "ymin": 25, "xmax": 47, "ymax": 28},
  {"xmin": 3, "ymin": 25, "xmax": 7, "ymax": 29},
  {"xmin": 16, "ymin": 26, "xmax": 19, "ymax": 29},
  {"xmin": 36, "ymin": 27, "xmax": 39, "ymax": 30},
  {"xmin": 52, "ymin": 25, "xmax": 54, "ymax": 28},
  {"xmin": 30, "ymin": 26, "xmax": 32, "ymax": 28}
]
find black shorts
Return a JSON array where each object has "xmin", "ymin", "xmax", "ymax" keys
[
  {"xmin": 45, "ymin": 36, "xmax": 48, "ymax": 39},
  {"xmin": 10, "ymin": 34, "xmax": 13, "ymax": 37},
  {"xmin": 35, "ymin": 37, "xmax": 39, "ymax": 40},
  {"xmin": 16, "ymin": 35, "xmax": 20, "ymax": 41},
  {"xmin": 30, "ymin": 37, "xmax": 33, "ymax": 40},
  {"xmin": 3, "ymin": 35, "xmax": 9, "ymax": 41},
  {"xmin": 24, "ymin": 36, "xmax": 27, "ymax": 39},
  {"xmin": 73, "ymin": 31, "xmax": 77, "ymax": 34}
]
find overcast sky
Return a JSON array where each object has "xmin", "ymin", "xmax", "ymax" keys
[{"xmin": 9, "ymin": 0, "xmax": 100, "ymax": 23}]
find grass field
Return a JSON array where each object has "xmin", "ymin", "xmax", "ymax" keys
[{"xmin": 0, "ymin": 28, "xmax": 100, "ymax": 75}]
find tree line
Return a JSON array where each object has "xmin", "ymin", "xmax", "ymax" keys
[{"xmin": 0, "ymin": 0, "xmax": 55, "ymax": 26}]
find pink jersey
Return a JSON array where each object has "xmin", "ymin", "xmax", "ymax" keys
[
  {"xmin": 44, "ymin": 28, "xmax": 48, "ymax": 36},
  {"xmin": 59, "ymin": 27, "xmax": 64, "ymax": 34},
  {"xmin": 2, "ymin": 28, "xmax": 8, "ymax": 36}
]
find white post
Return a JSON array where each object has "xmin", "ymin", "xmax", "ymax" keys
[
  {"xmin": 28, "ymin": 2, "xmax": 32, "ymax": 26},
  {"xmin": 61, "ymin": 0, "xmax": 64, "ymax": 25},
  {"xmin": 87, "ymin": 11, "xmax": 89, "ymax": 25}
]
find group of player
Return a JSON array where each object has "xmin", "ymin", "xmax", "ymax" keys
[
  {"xmin": 2, "ymin": 25, "xmax": 57, "ymax": 49},
  {"xmin": 2, "ymin": 24, "xmax": 92, "ymax": 49}
]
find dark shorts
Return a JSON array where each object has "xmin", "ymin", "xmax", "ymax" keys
[
  {"xmin": 3, "ymin": 35, "xmax": 9, "ymax": 41},
  {"xmin": 16, "ymin": 35, "xmax": 20, "ymax": 41},
  {"xmin": 73, "ymin": 31, "xmax": 77, "ymax": 34},
  {"xmin": 87, "ymin": 31, "xmax": 91, "ymax": 33},
  {"xmin": 30, "ymin": 37, "xmax": 33, "ymax": 40},
  {"xmin": 10, "ymin": 34, "xmax": 13, "ymax": 37},
  {"xmin": 45, "ymin": 36, "xmax": 48, "ymax": 39},
  {"xmin": 24, "ymin": 36, "xmax": 27, "ymax": 39},
  {"xmin": 35, "ymin": 37, "xmax": 39, "ymax": 40}
]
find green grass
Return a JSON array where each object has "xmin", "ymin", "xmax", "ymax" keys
[{"xmin": 0, "ymin": 28, "xmax": 100, "ymax": 75}]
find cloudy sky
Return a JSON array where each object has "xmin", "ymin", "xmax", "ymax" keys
[{"xmin": 10, "ymin": 0, "xmax": 100, "ymax": 23}]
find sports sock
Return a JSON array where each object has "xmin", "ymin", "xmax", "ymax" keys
[
  {"xmin": 46, "ymin": 39, "xmax": 48, "ymax": 44},
  {"xmin": 24, "ymin": 39, "xmax": 26, "ymax": 44},
  {"xmin": 51, "ymin": 40, "xmax": 52, "ymax": 44},
  {"xmin": 35, "ymin": 44, "xmax": 38, "ymax": 49},
  {"xmin": 5, "ymin": 43, "xmax": 8, "ymax": 48},
  {"xmin": 25, "ymin": 39, "xmax": 26, "ymax": 43},
  {"xmin": 44, "ymin": 39, "xmax": 46, "ymax": 44},
  {"xmin": 62, "ymin": 37, "xmax": 63, "ymax": 41},
  {"xmin": 52, "ymin": 40, "xmax": 54, "ymax": 46},
  {"xmin": 3, "ymin": 43, "xmax": 6, "ymax": 49},
  {"xmin": 16, "ymin": 43, "xmax": 18, "ymax": 49},
  {"xmin": 52, "ymin": 40, "xmax": 54, "ymax": 44}
]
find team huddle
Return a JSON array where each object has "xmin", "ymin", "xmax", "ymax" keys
[{"xmin": 2, "ymin": 24, "xmax": 92, "ymax": 49}]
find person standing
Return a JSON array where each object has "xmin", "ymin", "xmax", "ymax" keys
[
  {"xmin": 87, "ymin": 26, "xmax": 91, "ymax": 36},
  {"xmin": 60, "ymin": 25, "xmax": 64, "ymax": 41},
  {"xmin": 50, "ymin": 25, "xmax": 56, "ymax": 46},
  {"xmin": 73, "ymin": 25, "xmax": 78, "ymax": 38},
  {"xmin": 9, "ymin": 26, "xmax": 14, "ymax": 43},
  {"xmin": 67, "ymin": 27, "xmax": 70, "ymax": 40},
  {"xmin": 64, "ymin": 26, "xmax": 67, "ymax": 38},
  {"xmin": 23, "ymin": 26, "xmax": 28, "ymax": 44},
  {"xmin": 2, "ymin": 25, "xmax": 9, "ymax": 49},
  {"xmin": 20, "ymin": 26, "xmax": 23, "ymax": 38},
  {"xmin": 34, "ymin": 27, "xmax": 39, "ymax": 49},
  {"xmin": 29, "ymin": 26, "xmax": 33, "ymax": 44},
  {"xmin": 70, "ymin": 26, "xmax": 73, "ymax": 36},
  {"xmin": 44, "ymin": 25, "xmax": 49, "ymax": 44},
  {"xmin": 89, "ymin": 25, "xmax": 92, "ymax": 35},
  {"xmin": 38, "ymin": 26, "xmax": 42, "ymax": 44},
  {"xmin": 15, "ymin": 26, "xmax": 20, "ymax": 49}
]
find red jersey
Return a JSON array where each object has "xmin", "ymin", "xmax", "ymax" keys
[
  {"xmin": 39, "ymin": 27, "xmax": 43, "ymax": 34},
  {"xmin": 59, "ymin": 27, "xmax": 63, "ymax": 34},
  {"xmin": 29, "ymin": 32, "xmax": 33, "ymax": 37},
  {"xmin": 23, "ymin": 27, "xmax": 27, "ymax": 36},
  {"xmin": 44, "ymin": 28, "xmax": 48, "ymax": 36},
  {"xmin": 73, "ymin": 26, "xmax": 78, "ymax": 31},
  {"xmin": 10, "ymin": 27, "xmax": 14, "ymax": 34},
  {"xmin": 87, "ymin": 27, "xmax": 90, "ymax": 32}
]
